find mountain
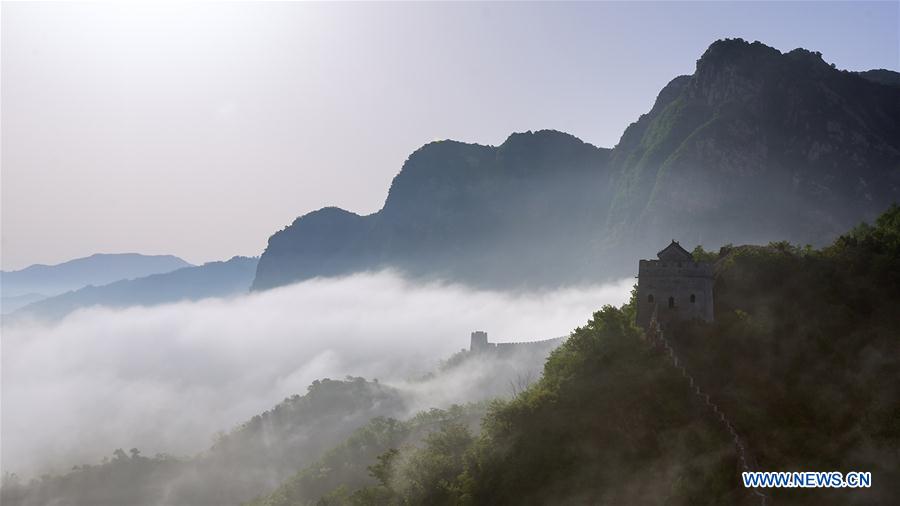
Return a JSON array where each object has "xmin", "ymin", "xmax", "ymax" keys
[
  {"xmin": 856, "ymin": 69, "xmax": 900, "ymax": 87},
  {"xmin": 0, "ymin": 253, "xmax": 191, "ymax": 302},
  {"xmin": 253, "ymin": 38, "xmax": 900, "ymax": 291},
  {"xmin": 11, "ymin": 256, "xmax": 258, "ymax": 320},
  {"xmin": 0, "ymin": 293, "xmax": 47, "ymax": 315},
  {"xmin": 606, "ymin": 39, "xmax": 900, "ymax": 253},
  {"xmin": 253, "ymin": 130, "xmax": 612, "ymax": 290}
]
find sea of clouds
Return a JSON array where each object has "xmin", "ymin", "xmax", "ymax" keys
[{"xmin": 1, "ymin": 270, "xmax": 632, "ymax": 477}]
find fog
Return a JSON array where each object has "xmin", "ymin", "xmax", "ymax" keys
[{"xmin": 1, "ymin": 270, "xmax": 632, "ymax": 478}]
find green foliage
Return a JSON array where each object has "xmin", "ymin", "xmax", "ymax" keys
[
  {"xmin": 437, "ymin": 348, "xmax": 472, "ymax": 372},
  {"xmin": 659, "ymin": 206, "xmax": 900, "ymax": 503},
  {"xmin": 458, "ymin": 305, "xmax": 739, "ymax": 505},
  {"xmin": 298, "ymin": 205, "xmax": 900, "ymax": 505},
  {"xmin": 3, "ymin": 378, "xmax": 408, "ymax": 506},
  {"xmin": 622, "ymin": 283, "xmax": 638, "ymax": 324},
  {"xmin": 244, "ymin": 405, "xmax": 487, "ymax": 506},
  {"xmin": 691, "ymin": 245, "xmax": 719, "ymax": 263},
  {"xmin": 0, "ymin": 449, "xmax": 185, "ymax": 506},
  {"xmin": 387, "ymin": 423, "xmax": 474, "ymax": 505},
  {"xmin": 338, "ymin": 305, "xmax": 736, "ymax": 505}
]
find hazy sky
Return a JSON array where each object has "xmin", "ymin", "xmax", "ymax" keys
[{"xmin": 2, "ymin": 1, "xmax": 898, "ymax": 270}]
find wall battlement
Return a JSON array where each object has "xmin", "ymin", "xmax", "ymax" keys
[
  {"xmin": 638, "ymin": 259, "xmax": 713, "ymax": 278},
  {"xmin": 469, "ymin": 331, "xmax": 566, "ymax": 355}
]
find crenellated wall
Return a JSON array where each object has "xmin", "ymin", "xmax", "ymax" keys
[
  {"xmin": 469, "ymin": 331, "xmax": 566, "ymax": 355},
  {"xmin": 637, "ymin": 259, "xmax": 713, "ymax": 278}
]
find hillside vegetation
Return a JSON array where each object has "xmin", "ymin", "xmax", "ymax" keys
[
  {"xmin": 0, "ymin": 378, "xmax": 408, "ymax": 506},
  {"xmin": 245, "ymin": 404, "xmax": 489, "ymax": 506},
  {"xmin": 251, "ymin": 205, "xmax": 900, "ymax": 505}
]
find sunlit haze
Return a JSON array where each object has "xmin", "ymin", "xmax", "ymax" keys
[{"xmin": 2, "ymin": 1, "xmax": 898, "ymax": 269}]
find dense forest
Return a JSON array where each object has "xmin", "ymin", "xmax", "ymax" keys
[{"xmin": 248, "ymin": 205, "xmax": 900, "ymax": 505}]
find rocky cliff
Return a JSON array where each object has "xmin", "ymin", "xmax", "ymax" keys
[
  {"xmin": 608, "ymin": 39, "xmax": 900, "ymax": 252},
  {"xmin": 253, "ymin": 131, "xmax": 612, "ymax": 289},
  {"xmin": 253, "ymin": 39, "xmax": 900, "ymax": 290}
]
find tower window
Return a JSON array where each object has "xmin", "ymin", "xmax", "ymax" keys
[
  {"xmin": 690, "ymin": 294, "xmax": 696, "ymax": 303},
  {"xmin": 668, "ymin": 296, "xmax": 675, "ymax": 309},
  {"xmin": 648, "ymin": 294, "xmax": 654, "ymax": 304}
]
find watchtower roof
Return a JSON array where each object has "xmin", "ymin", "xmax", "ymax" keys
[{"xmin": 657, "ymin": 240, "xmax": 693, "ymax": 262}]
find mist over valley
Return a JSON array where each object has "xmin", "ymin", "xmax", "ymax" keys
[{"xmin": 2, "ymin": 3, "xmax": 899, "ymax": 504}]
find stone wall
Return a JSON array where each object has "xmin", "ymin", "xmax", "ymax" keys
[
  {"xmin": 470, "ymin": 331, "xmax": 566, "ymax": 355},
  {"xmin": 636, "ymin": 259, "xmax": 714, "ymax": 329}
]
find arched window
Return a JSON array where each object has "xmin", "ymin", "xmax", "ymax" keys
[
  {"xmin": 668, "ymin": 296, "xmax": 675, "ymax": 309},
  {"xmin": 648, "ymin": 294, "xmax": 655, "ymax": 304},
  {"xmin": 690, "ymin": 294, "xmax": 696, "ymax": 303}
]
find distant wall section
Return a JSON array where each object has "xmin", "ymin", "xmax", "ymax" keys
[{"xmin": 469, "ymin": 330, "xmax": 566, "ymax": 355}]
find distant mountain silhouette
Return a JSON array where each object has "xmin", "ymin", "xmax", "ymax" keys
[
  {"xmin": 12, "ymin": 256, "xmax": 258, "ymax": 320},
  {"xmin": 1, "ymin": 253, "xmax": 191, "ymax": 301},
  {"xmin": 253, "ymin": 38, "xmax": 900, "ymax": 290},
  {"xmin": 856, "ymin": 68, "xmax": 900, "ymax": 87},
  {"xmin": 0, "ymin": 293, "xmax": 46, "ymax": 315}
]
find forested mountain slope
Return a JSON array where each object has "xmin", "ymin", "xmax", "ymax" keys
[{"xmin": 251, "ymin": 205, "xmax": 900, "ymax": 505}]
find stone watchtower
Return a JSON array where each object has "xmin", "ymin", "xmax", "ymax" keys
[
  {"xmin": 635, "ymin": 240, "xmax": 714, "ymax": 330},
  {"xmin": 470, "ymin": 331, "xmax": 490, "ymax": 352}
]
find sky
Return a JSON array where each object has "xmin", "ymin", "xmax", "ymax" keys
[{"xmin": 2, "ymin": 1, "xmax": 898, "ymax": 270}]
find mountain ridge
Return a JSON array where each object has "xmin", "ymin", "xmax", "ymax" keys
[
  {"xmin": 11, "ymin": 256, "xmax": 258, "ymax": 321},
  {"xmin": 1, "ymin": 253, "xmax": 192, "ymax": 311},
  {"xmin": 252, "ymin": 129, "xmax": 612, "ymax": 290},
  {"xmin": 253, "ymin": 38, "xmax": 900, "ymax": 291}
]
